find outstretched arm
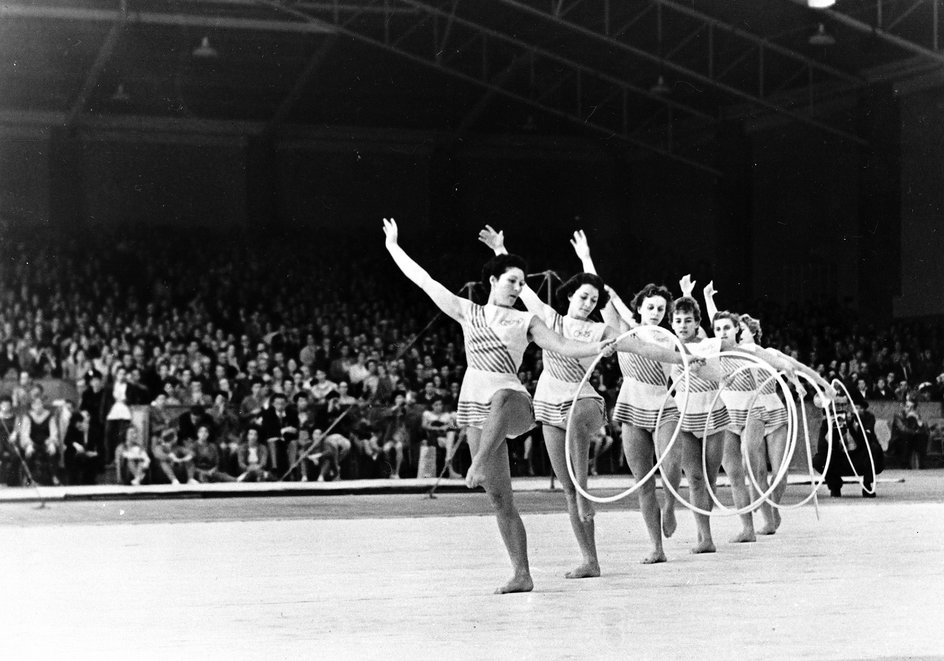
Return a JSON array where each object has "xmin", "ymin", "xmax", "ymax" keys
[
  {"xmin": 767, "ymin": 347, "xmax": 836, "ymax": 399},
  {"xmin": 615, "ymin": 336, "xmax": 690, "ymax": 365},
  {"xmin": 384, "ymin": 218, "xmax": 465, "ymax": 323},
  {"xmin": 477, "ymin": 225, "xmax": 548, "ymax": 316},
  {"xmin": 529, "ymin": 318, "xmax": 615, "ymax": 359}
]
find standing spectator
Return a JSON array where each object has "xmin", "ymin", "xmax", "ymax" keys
[{"xmin": 102, "ymin": 366, "xmax": 134, "ymax": 465}]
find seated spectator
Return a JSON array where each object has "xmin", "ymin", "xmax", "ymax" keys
[
  {"xmin": 19, "ymin": 388, "xmax": 59, "ymax": 486},
  {"xmin": 236, "ymin": 427, "xmax": 270, "ymax": 482},
  {"xmin": 260, "ymin": 392, "xmax": 298, "ymax": 478},
  {"xmin": 116, "ymin": 426, "xmax": 150, "ymax": 486},
  {"xmin": 63, "ymin": 408, "xmax": 101, "ymax": 485},
  {"xmin": 0, "ymin": 394, "xmax": 22, "ymax": 486},
  {"xmin": 152, "ymin": 428, "xmax": 197, "ymax": 485},
  {"xmin": 193, "ymin": 424, "xmax": 234, "ymax": 483},
  {"xmin": 870, "ymin": 377, "xmax": 894, "ymax": 400},
  {"xmin": 889, "ymin": 396, "xmax": 929, "ymax": 469},
  {"xmin": 421, "ymin": 398, "xmax": 460, "ymax": 479}
]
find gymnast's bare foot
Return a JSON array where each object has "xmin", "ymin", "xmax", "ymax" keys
[
  {"xmin": 690, "ymin": 539, "xmax": 716, "ymax": 554},
  {"xmin": 495, "ymin": 572, "xmax": 534, "ymax": 594},
  {"xmin": 641, "ymin": 550, "xmax": 667, "ymax": 565},
  {"xmin": 661, "ymin": 504, "xmax": 677, "ymax": 538},
  {"xmin": 728, "ymin": 529, "xmax": 756, "ymax": 543},
  {"xmin": 757, "ymin": 523, "xmax": 777, "ymax": 535},
  {"xmin": 758, "ymin": 509, "xmax": 781, "ymax": 535},
  {"xmin": 565, "ymin": 561, "xmax": 601, "ymax": 579}
]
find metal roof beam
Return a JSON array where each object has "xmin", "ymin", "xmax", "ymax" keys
[
  {"xmin": 494, "ymin": 0, "xmax": 866, "ymax": 145},
  {"xmin": 0, "ymin": 3, "xmax": 336, "ymax": 34}
]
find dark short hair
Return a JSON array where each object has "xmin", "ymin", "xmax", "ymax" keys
[
  {"xmin": 481, "ymin": 254, "xmax": 528, "ymax": 289},
  {"xmin": 672, "ymin": 296, "xmax": 702, "ymax": 325},
  {"xmin": 556, "ymin": 273, "xmax": 609, "ymax": 316},
  {"xmin": 629, "ymin": 283, "xmax": 674, "ymax": 325},
  {"xmin": 712, "ymin": 310, "xmax": 740, "ymax": 331}
]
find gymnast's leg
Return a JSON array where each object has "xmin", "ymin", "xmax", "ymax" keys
[
  {"xmin": 466, "ymin": 389, "xmax": 534, "ymax": 594},
  {"xmin": 623, "ymin": 423, "xmax": 667, "ymax": 564},
  {"xmin": 543, "ymin": 399, "xmax": 603, "ymax": 578},
  {"xmin": 722, "ymin": 429, "xmax": 756, "ymax": 543}
]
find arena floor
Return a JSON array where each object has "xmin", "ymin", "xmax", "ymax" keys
[{"xmin": 2, "ymin": 469, "xmax": 943, "ymax": 660}]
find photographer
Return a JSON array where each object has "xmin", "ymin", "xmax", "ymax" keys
[{"xmin": 812, "ymin": 390, "xmax": 883, "ymax": 498}]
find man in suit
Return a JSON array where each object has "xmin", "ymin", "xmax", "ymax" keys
[{"xmin": 260, "ymin": 391, "xmax": 299, "ymax": 479}]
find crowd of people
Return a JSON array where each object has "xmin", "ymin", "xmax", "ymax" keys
[{"xmin": 0, "ymin": 224, "xmax": 941, "ymax": 488}]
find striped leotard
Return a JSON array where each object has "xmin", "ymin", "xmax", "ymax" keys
[
  {"xmin": 670, "ymin": 338, "xmax": 729, "ymax": 438},
  {"xmin": 455, "ymin": 300, "xmax": 535, "ymax": 430},
  {"xmin": 613, "ymin": 326, "xmax": 679, "ymax": 431},
  {"xmin": 533, "ymin": 310, "xmax": 606, "ymax": 428}
]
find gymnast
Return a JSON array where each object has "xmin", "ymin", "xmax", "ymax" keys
[
  {"xmin": 478, "ymin": 225, "xmax": 688, "ymax": 578},
  {"xmin": 382, "ymin": 218, "xmax": 614, "ymax": 594}
]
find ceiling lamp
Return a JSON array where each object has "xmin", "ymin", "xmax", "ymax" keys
[
  {"xmin": 192, "ymin": 36, "xmax": 218, "ymax": 59},
  {"xmin": 809, "ymin": 23, "xmax": 836, "ymax": 46},
  {"xmin": 808, "ymin": 0, "xmax": 836, "ymax": 8},
  {"xmin": 110, "ymin": 83, "xmax": 130, "ymax": 102},
  {"xmin": 650, "ymin": 75, "xmax": 671, "ymax": 95}
]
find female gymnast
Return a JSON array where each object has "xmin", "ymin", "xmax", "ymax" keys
[
  {"xmin": 572, "ymin": 234, "xmax": 692, "ymax": 564},
  {"xmin": 382, "ymin": 218, "xmax": 614, "ymax": 594},
  {"xmin": 477, "ymin": 225, "xmax": 688, "ymax": 578},
  {"xmin": 703, "ymin": 282, "xmax": 834, "ymax": 534}
]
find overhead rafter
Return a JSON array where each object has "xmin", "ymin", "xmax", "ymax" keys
[
  {"xmin": 255, "ymin": 0, "xmax": 723, "ymax": 174},
  {"xmin": 794, "ymin": 0, "xmax": 944, "ymax": 67},
  {"xmin": 0, "ymin": 3, "xmax": 336, "ymax": 34},
  {"xmin": 491, "ymin": 0, "xmax": 868, "ymax": 145},
  {"xmin": 66, "ymin": 19, "xmax": 125, "ymax": 131},
  {"xmin": 263, "ymin": 34, "xmax": 338, "ymax": 138}
]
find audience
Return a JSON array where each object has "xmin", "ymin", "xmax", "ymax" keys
[{"xmin": 0, "ymin": 225, "xmax": 941, "ymax": 488}]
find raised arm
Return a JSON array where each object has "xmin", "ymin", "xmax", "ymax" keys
[
  {"xmin": 570, "ymin": 229, "xmax": 599, "ymax": 276},
  {"xmin": 604, "ymin": 285, "xmax": 636, "ymax": 331},
  {"xmin": 703, "ymin": 281, "xmax": 719, "ymax": 324},
  {"xmin": 477, "ymin": 224, "xmax": 548, "ymax": 316},
  {"xmin": 529, "ymin": 317, "xmax": 614, "ymax": 359},
  {"xmin": 384, "ymin": 218, "xmax": 465, "ymax": 323}
]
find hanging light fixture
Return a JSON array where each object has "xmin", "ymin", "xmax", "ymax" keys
[
  {"xmin": 109, "ymin": 83, "xmax": 130, "ymax": 102},
  {"xmin": 192, "ymin": 36, "xmax": 218, "ymax": 59},
  {"xmin": 649, "ymin": 75, "xmax": 671, "ymax": 95},
  {"xmin": 809, "ymin": 23, "xmax": 836, "ymax": 46},
  {"xmin": 808, "ymin": 0, "xmax": 836, "ymax": 8}
]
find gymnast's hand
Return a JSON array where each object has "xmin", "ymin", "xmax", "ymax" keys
[
  {"xmin": 600, "ymin": 339, "xmax": 618, "ymax": 358},
  {"xmin": 688, "ymin": 356, "xmax": 706, "ymax": 372},
  {"xmin": 382, "ymin": 218, "xmax": 399, "ymax": 247},
  {"xmin": 679, "ymin": 274, "xmax": 696, "ymax": 297},
  {"xmin": 466, "ymin": 458, "xmax": 486, "ymax": 489},
  {"xmin": 478, "ymin": 225, "xmax": 505, "ymax": 254},
  {"xmin": 570, "ymin": 229, "xmax": 591, "ymax": 260},
  {"xmin": 703, "ymin": 280, "xmax": 717, "ymax": 300}
]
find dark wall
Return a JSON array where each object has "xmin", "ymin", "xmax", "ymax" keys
[
  {"xmin": 79, "ymin": 137, "xmax": 248, "ymax": 228},
  {"xmin": 0, "ymin": 130, "xmax": 50, "ymax": 226},
  {"xmin": 750, "ymin": 123, "xmax": 861, "ymax": 307},
  {"xmin": 897, "ymin": 87, "xmax": 944, "ymax": 317}
]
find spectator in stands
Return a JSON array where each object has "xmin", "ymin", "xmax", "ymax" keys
[
  {"xmin": 870, "ymin": 377, "xmax": 894, "ymax": 400},
  {"xmin": 102, "ymin": 365, "xmax": 136, "ymax": 465},
  {"xmin": 193, "ymin": 424, "xmax": 234, "ymax": 483},
  {"xmin": 0, "ymin": 394, "xmax": 22, "ymax": 486},
  {"xmin": 236, "ymin": 427, "xmax": 269, "ymax": 482},
  {"xmin": 261, "ymin": 392, "xmax": 298, "ymax": 478},
  {"xmin": 421, "ymin": 398, "xmax": 461, "ymax": 479},
  {"xmin": 889, "ymin": 396, "xmax": 929, "ymax": 469},
  {"xmin": 0, "ymin": 340, "xmax": 19, "ymax": 379},
  {"xmin": 63, "ymin": 407, "xmax": 101, "ymax": 485},
  {"xmin": 19, "ymin": 387, "xmax": 59, "ymax": 486},
  {"xmin": 116, "ymin": 426, "xmax": 150, "ymax": 486}
]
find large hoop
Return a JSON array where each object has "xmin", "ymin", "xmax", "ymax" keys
[{"xmin": 563, "ymin": 326, "xmax": 693, "ymax": 504}]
